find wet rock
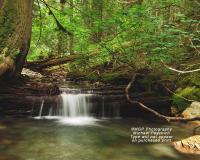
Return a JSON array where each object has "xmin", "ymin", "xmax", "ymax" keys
[
  {"xmin": 22, "ymin": 68, "xmax": 43, "ymax": 79},
  {"xmin": 173, "ymin": 135, "xmax": 200, "ymax": 155},
  {"xmin": 182, "ymin": 101, "xmax": 200, "ymax": 124}
]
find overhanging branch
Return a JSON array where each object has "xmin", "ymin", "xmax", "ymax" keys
[
  {"xmin": 125, "ymin": 74, "xmax": 200, "ymax": 122},
  {"xmin": 161, "ymin": 60, "xmax": 200, "ymax": 74}
]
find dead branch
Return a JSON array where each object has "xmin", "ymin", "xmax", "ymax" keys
[
  {"xmin": 161, "ymin": 60, "xmax": 200, "ymax": 74},
  {"xmin": 125, "ymin": 74, "xmax": 200, "ymax": 122},
  {"xmin": 117, "ymin": 0, "xmax": 136, "ymax": 4}
]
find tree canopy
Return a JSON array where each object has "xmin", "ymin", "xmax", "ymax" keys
[{"xmin": 0, "ymin": 0, "xmax": 199, "ymax": 82}]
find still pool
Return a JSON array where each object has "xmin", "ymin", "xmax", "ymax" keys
[{"xmin": 0, "ymin": 117, "xmax": 199, "ymax": 160}]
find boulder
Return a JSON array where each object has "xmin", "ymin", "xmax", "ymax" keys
[
  {"xmin": 173, "ymin": 135, "xmax": 200, "ymax": 154},
  {"xmin": 182, "ymin": 101, "xmax": 200, "ymax": 125}
]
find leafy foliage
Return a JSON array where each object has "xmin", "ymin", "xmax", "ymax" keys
[{"xmin": 30, "ymin": 0, "xmax": 199, "ymax": 72}]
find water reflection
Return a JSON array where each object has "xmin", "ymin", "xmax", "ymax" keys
[{"xmin": 0, "ymin": 118, "xmax": 199, "ymax": 160}]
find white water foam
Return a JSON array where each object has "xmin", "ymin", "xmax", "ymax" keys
[{"xmin": 34, "ymin": 92, "xmax": 99, "ymax": 126}]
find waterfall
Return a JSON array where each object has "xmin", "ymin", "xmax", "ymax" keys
[
  {"xmin": 101, "ymin": 97, "xmax": 105, "ymax": 119},
  {"xmin": 58, "ymin": 92, "xmax": 97, "ymax": 125},
  {"xmin": 59, "ymin": 92, "xmax": 90, "ymax": 117},
  {"xmin": 38, "ymin": 100, "xmax": 44, "ymax": 117},
  {"xmin": 34, "ymin": 90, "xmax": 121, "ymax": 125},
  {"xmin": 35, "ymin": 92, "xmax": 97, "ymax": 125}
]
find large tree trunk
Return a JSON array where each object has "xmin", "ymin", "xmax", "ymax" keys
[{"xmin": 0, "ymin": 0, "xmax": 33, "ymax": 80}]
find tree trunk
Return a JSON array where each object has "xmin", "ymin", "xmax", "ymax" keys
[
  {"xmin": 0, "ymin": 0, "xmax": 33, "ymax": 80},
  {"xmin": 91, "ymin": 0, "xmax": 103, "ymax": 43},
  {"xmin": 81, "ymin": 0, "xmax": 90, "ymax": 26},
  {"xmin": 69, "ymin": 0, "xmax": 74, "ymax": 54},
  {"xmin": 57, "ymin": 0, "xmax": 68, "ymax": 55}
]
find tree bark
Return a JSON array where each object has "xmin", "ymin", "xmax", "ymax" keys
[
  {"xmin": 25, "ymin": 54, "xmax": 80, "ymax": 70},
  {"xmin": 57, "ymin": 0, "xmax": 68, "ymax": 55},
  {"xmin": 91, "ymin": 0, "xmax": 103, "ymax": 43},
  {"xmin": 0, "ymin": 0, "xmax": 32, "ymax": 80},
  {"xmin": 69, "ymin": 0, "xmax": 74, "ymax": 54}
]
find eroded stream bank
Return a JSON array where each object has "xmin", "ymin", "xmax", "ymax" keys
[{"xmin": 0, "ymin": 83, "xmax": 172, "ymax": 120}]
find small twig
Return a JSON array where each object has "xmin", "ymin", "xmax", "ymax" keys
[
  {"xmin": 161, "ymin": 60, "xmax": 200, "ymax": 74},
  {"xmin": 125, "ymin": 74, "xmax": 200, "ymax": 122}
]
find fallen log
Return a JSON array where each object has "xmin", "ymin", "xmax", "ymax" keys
[{"xmin": 25, "ymin": 54, "xmax": 79, "ymax": 70}]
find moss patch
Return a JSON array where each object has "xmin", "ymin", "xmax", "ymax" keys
[{"xmin": 172, "ymin": 87, "xmax": 200, "ymax": 111}]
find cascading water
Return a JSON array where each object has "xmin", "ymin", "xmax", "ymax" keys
[
  {"xmin": 38, "ymin": 100, "xmax": 44, "ymax": 117},
  {"xmin": 35, "ymin": 92, "xmax": 98, "ymax": 125},
  {"xmin": 60, "ymin": 92, "xmax": 89, "ymax": 117},
  {"xmin": 34, "ymin": 89, "xmax": 121, "ymax": 125},
  {"xmin": 57, "ymin": 92, "xmax": 97, "ymax": 125}
]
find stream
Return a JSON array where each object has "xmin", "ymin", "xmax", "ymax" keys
[{"xmin": 0, "ymin": 86, "xmax": 199, "ymax": 160}]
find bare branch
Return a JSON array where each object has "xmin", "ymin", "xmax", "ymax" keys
[
  {"xmin": 117, "ymin": 0, "xmax": 136, "ymax": 4},
  {"xmin": 161, "ymin": 60, "xmax": 200, "ymax": 74},
  {"xmin": 125, "ymin": 74, "xmax": 200, "ymax": 122}
]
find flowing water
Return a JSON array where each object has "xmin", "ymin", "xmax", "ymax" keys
[
  {"xmin": 34, "ymin": 91, "xmax": 121, "ymax": 125},
  {"xmin": 0, "ymin": 91, "xmax": 199, "ymax": 160},
  {"xmin": 0, "ymin": 118, "xmax": 199, "ymax": 160},
  {"xmin": 34, "ymin": 92, "xmax": 98, "ymax": 125}
]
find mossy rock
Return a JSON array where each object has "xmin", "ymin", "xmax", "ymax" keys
[
  {"xmin": 101, "ymin": 72, "xmax": 129, "ymax": 84},
  {"xmin": 182, "ymin": 101, "xmax": 200, "ymax": 125}
]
